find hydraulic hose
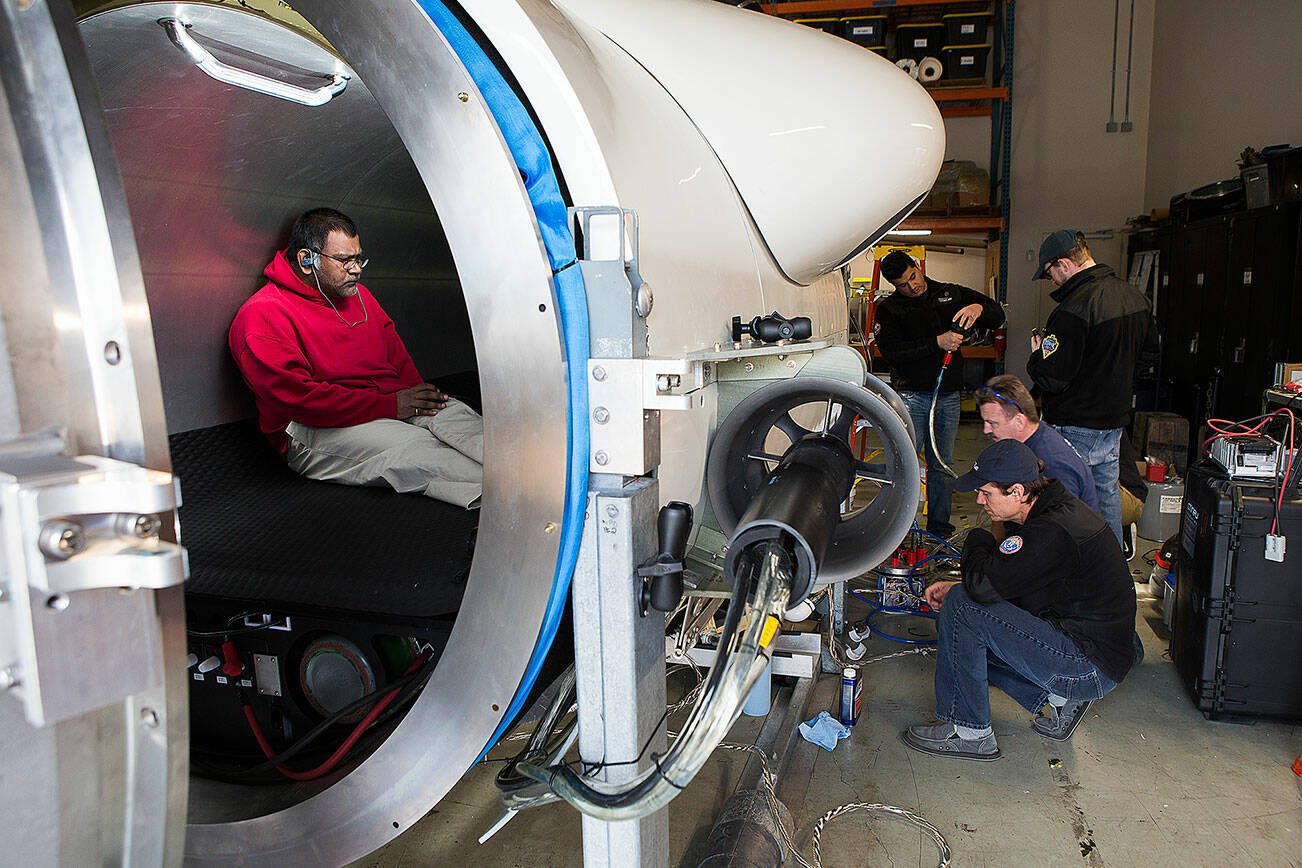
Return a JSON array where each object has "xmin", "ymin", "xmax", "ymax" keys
[
  {"xmin": 517, "ymin": 542, "xmax": 793, "ymax": 821},
  {"xmin": 927, "ymin": 352, "xmax": 959, "ymax": 479}
]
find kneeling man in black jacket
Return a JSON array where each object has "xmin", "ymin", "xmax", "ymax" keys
[{"xmin": 902, "ymin": 439, "xmax": 1137, "ymax": 761}]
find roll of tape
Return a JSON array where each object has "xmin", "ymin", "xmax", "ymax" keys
[
  {"xmin": 895, "ymin": 57, "xmax": 919, "ymax": 79},
  {"xmin": 918, "ymin": 56, "xmax": 944, "ymax": 83}
]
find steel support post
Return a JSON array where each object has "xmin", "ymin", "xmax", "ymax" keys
[{"xmin": 572, "ymin": 476, "xmax": 668, "ymax": 867}]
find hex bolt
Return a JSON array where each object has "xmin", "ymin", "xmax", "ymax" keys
[
  {"xmin": 744, "ymin": 362, "xmax": 755, "ymax": 373},
  {"xmin": 140, "ymin": 707, "xmax": 160, "ymax": 728},
  {"xmin": 457, "ymin": 92, "xmax": 469, "ymax": 103},
  {"xmin": 593, "ymin": 406, "xmax": 611, "ymax": 424},
  {"xmin": 592, "ymin": 365, "xmax": 608, "ymax": 382},
  {"xmin": 39, "ymin": 521, "xmax": 86, "ymax": 560},
  {"xmin": 605, "ymin": 504, "xmax": 619, "ymax": 518},
  {"xmin": 594, "ymin": 450, "xmax": 610, "ymax": 466}
]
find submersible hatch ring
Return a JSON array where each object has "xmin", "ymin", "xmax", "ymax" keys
[{"xmin": 706, "ymin": 376, "xmax": 920, "ymax": 583}]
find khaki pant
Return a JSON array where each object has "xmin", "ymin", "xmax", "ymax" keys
[{"xmin": 285, "ymin": 398, "xmax": 483, "ymax": 508}]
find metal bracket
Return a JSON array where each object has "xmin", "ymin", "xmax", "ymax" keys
[
  {"xmin": 0, "ymin": 450, "xmax": 187, "ymax": 726},
  {"xmin": 588, "ymin": 358, "xmax": 714, "ymax": 475}
]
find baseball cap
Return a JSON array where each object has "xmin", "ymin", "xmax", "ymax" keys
[
  {"xmin": 954, "ymin": 439, "xmax": 1041, "ymax": 491},
  {"xmin": 1032, "ymin": 229, "xmax": 1081, "ymax": 280}
]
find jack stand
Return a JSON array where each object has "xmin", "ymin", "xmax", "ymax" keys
[{"xmin": 572, "ymin": 477, "xmax": 668, "ymax": 866}]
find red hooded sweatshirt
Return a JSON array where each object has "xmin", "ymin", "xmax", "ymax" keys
[{"xmin": 229, "ymin": 250, "xmax": 423, "ymax": 454}]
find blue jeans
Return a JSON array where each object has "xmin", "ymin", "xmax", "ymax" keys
[
  {"xmin": 900, "ymin": 390, "xmax": 960, "ymax": 536},
  {"xmin": 934, "ymin": 586, "xmax": 1117, "ymax": 728},
  {"xmin": 1052, "ymin": 425, "xmax": 1123, "ymax": 543}
]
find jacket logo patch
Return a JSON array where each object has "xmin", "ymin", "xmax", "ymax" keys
[
  {"xmin": 1041, "ymin": 334, "xmax": 1059, "ymax": 358},
  {"xmin": 999, "ymin": 535, "xmax": 1024, "ymax": 554}
]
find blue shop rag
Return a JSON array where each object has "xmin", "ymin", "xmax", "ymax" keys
[{"xmin": 798, "ymin": 711, "xmax": 851, "ymax": 751}]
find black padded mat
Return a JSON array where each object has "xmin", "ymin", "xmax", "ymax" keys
[{"xmin": 169, "ymin": 420, "xmax": 476, "ymax": 619}]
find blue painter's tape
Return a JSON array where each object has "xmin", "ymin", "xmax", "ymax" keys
[{"xmin": 416, "ymin": 0, "xmax": 589, "ymax": 763}]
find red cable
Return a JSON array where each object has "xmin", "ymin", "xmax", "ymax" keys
[
  {"xmin": 244, "ymin": 654, "xmax": 428, "ymax": 782},
  {"xmin": 1272, "ymin": 410, "xmax": 1295, "ymax": 535},
  {"xmin": 1201, "ymin": 409, "xmax": 1297, "ymax": 536}
]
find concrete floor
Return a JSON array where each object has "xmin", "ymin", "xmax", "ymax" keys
[{"xmin": 356, "ymin": 419, "xmax": 1302, "ymax": 867}]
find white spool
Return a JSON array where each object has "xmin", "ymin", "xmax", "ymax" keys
[
  {"xmin": 895, "ymin": 57, "xmax": 919, "ymax": 79},
  {"xmin": 917, "ymin": 55, "xmax": 944, "ymax": 83}
]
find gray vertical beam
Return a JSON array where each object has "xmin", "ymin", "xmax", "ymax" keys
[{"xmin": 572, "ymin": 477, "xmax": 668, "ymax": 867}]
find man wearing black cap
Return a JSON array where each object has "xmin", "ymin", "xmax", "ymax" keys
[
  {"xmin": 1026, "ymin": 230, "xmax": 1154, "ymax": 543},
  {"xmin": 875, "ymin": 250, "xmax": 1005, "ymax": 536},
  {"xmin": 901, "ymin": 439, "xmax": 1136, "ymax": 761}
]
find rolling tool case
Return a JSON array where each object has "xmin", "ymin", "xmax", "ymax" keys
[{"xmin": 1171, "ymin": 461, "xmax": 1302, "ymax": 719}]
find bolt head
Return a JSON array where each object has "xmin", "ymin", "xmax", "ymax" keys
[
  {"xmin": 133, "ymin": 514, "xmax": 161, "ymax": 538},
  {"xmin": 593, "ymin": 406, "xmax": 610, "ymax": 424},
  {"xmin": 744, "ymin": 362, "xmax": 755, "ymax": 373},
  {"xmin": 594, "ymin": 450, "xmax": 609, "ymax": 466},
  {"xmin": 140, "ymin": 707, "xmax": 160, "ymax": 728},
  {"xmin": 605, "ymin": 504, "xmax": 619, "ymax": 518},
  {"xmin": 592, "ymin": 366, "xmax": 608, "ymax": 382}
]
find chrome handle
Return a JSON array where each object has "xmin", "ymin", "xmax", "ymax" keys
[{"xmin": 159, "ymin": 18, "xmax": 348, "ymax": 107}]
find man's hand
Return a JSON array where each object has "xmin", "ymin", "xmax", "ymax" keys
[
  {"xmin": 952, "ymin": 303, "xmax": 984, "ymax": 331},
  {"xmin": 1030, "ymin": 333, "xmax": 1043, "ymax": 353},
  {"xmin": 924, "ymin": 580, "xmax": 960, "ymax": 610},
  {"xmin": 936, "ymin": 331, "xmax": 963, "ymax": 353},
  {"xmin": 395, "ymin": 383, "xmax": 449, "ymax": 419}
]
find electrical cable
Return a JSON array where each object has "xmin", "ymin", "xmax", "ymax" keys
[
  {"xmin": 235, "ymin": 662, "xmax": 435, "ymax": 776},
  {"xmin": 243, "ymin": 654, "xmax": 429, "ymax": 782}
]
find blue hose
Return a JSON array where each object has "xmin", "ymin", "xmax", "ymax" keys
[
  {"xmin": 847, "ymin": 591, "xmax": 939, "ymax": 646},
  {"xmin": 417, "ymin": 1, "xmax": 589, "ymax": 763}
]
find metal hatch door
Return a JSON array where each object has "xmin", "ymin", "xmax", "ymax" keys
[{"xmin": 0, "ymin": 1, "xmax": 188, "ymax": 864}]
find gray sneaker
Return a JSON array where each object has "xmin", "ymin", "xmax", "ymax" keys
[
  {"xmin": 901, "ymin": 721, "xmax": 1001, "ymax": 761},
  {"xmin": 1032, "ymin": 699, "xmax": 1093, "ymax": 741}
]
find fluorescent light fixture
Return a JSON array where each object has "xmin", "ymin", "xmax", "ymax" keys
[{"xmin": 890, "ymin": 229, "xmax": 932, "ymax": 236}]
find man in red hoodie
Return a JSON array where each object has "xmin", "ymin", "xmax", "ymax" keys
[{"xmin": 229, "ymin": 208, "xmax": 483, "ymax": 507}]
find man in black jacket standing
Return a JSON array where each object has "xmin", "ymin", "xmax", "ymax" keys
[
  {"xmin": 1026, "ymin": 230, "xmax": 1155, "ymax": 543},
  {"xmin": 902, "ymin": 440, "xmax": 1137, "ymax": 761},
  {"xmin": 875, "ymin": 250, "xmax": 1005, "ymax": 536}
]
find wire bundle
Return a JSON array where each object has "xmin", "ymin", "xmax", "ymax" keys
[{"xmin": 1203, "ymin": 405, "xmax": 1298, "ymax": 536}]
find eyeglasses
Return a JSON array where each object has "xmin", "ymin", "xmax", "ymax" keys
[
  {"xmin": 314, "ymin": 249, "xmax": 369, "ymax": 270},
  {"xmin": 979, "ymin": 385, "xmax": 1022, "ymax": 413}
]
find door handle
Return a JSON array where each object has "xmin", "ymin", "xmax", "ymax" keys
[{"xmin": 160, "ymin": 18, "xmax": 349, "ymax": 107}]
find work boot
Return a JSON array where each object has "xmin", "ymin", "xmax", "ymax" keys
[
  {"xmin": 1032, "ymin": 699, "xmax": 1093, "ymax": 741},
  {"xmin": 901, "ymin": 721, "xmax": 1000, "ymax": 761}
]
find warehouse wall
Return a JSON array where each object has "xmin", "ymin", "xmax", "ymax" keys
[
  {"xmin": 1144, "ymin": 0, "xmax": 1302, "ymax": 210},
  {"xmin": 1004, "ymin": 0, "xmax": 1156, "ymax": 381}
]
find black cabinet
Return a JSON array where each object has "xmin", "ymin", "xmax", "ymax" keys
[{"xmin": 1132, "ymin": 204, "xmax": 1302, "ymax": 466}]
